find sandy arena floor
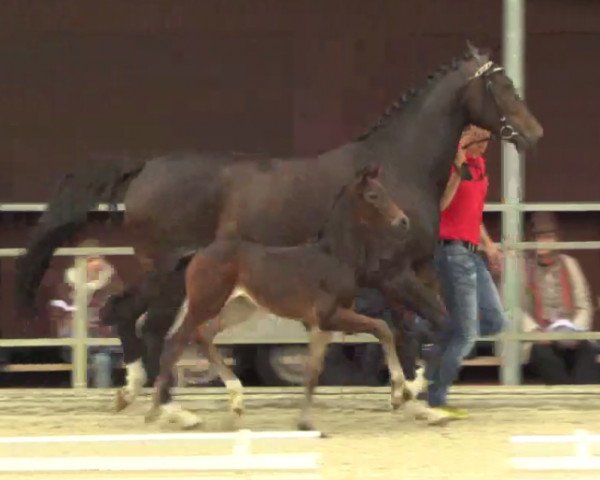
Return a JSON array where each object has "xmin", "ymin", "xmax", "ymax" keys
[{"xmin": 0, "ymin": 386, "xmax": 599, "ymax": 480}]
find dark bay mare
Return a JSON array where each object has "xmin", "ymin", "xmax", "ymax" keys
[
  {"xmin": 145, "ymin": 165, "xmax": 429, "ymax": 431},
  {"xmin": 16, "ymin": 44, "xmax": 543, "ymax": 408}
]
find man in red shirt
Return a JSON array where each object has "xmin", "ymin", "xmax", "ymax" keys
[{"xmin": 425, "ymin": 125, "xmax": 506, "ymax": 417}]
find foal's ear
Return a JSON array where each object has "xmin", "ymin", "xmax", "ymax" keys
[{"xmin": 356, "ymin": 164, "xmax": 381, "ymax": 184}]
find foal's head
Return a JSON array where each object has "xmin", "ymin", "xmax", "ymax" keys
[{"xmin": 348, "ymin": 165, "xmax": 410, "ymax": 232}]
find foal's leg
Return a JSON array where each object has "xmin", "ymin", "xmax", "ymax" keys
[
  {"xmin": 297, "ymin": 326, "xmax": 332, "ymax": 431},
  {"xmin": 323, "ymin": 308, "xmax": 408, "ymax": 409},
  {"xmin": 146, "ymin": 252, "xmax": 237, "ymax": 429},
  {"xmin": 196, "ymin": 322, "xmax": 245, "ymax": 416}
]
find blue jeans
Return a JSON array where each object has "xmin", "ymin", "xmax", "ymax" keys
[
  {"xmin": 89, "ymin": 350, "xmax": 114, "ymax": 388},
  {"xmin": 61, "ymin": 347, "xmax": 119, "ymax": 388},
  {"xmin": 425, "ymin": 243, "xmax": 506, "ymax": 407}
]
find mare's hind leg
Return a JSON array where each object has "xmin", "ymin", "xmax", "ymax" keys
[
  {"xmin": 99, "ymin": 284, "xmax": 149, "ymax": 411},
  {"xmin": 322, "ymin": 308, "xmax": 407, "ymax": 410},
  {"xmin": 145, "ymin": 300, "xmax": 203, "ymax": 429},
  {"xmin": 115, "ymin": 256, "xmax": 190, "ymax": 411},
  {"xmin": 146, "ymin": 248, "xmax": 237, "ymax": 430},
  {"xmin": 142, "ymin": 258, "xmax": 189, "ymax": 377},
  {"xmin": 297, "ymin": 327, "xmax": 332, "ymax": 431},
  {"xmin": 196, "ymin": 322, "xmax": 245, "ymax": 416}
]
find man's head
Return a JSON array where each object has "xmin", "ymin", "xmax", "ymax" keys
[
  {"xmin": 462, "ymin": 125, "xmax": 491, "ymax": 157},
  {"xmin": 528, "ymin": 211, "xmax": 559, "ymax": 257},
  {"xmin": 87, "ymin": 256, "xmax": 108, "ymax": 275}
]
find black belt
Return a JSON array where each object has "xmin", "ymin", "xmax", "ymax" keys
[{"xmin": 439, "ymin": 239, "xmax": 478, "ymax": 253}]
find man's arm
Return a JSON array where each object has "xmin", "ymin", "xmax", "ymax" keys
[
  {"xmin": 480, "ymin": 224, "xmax": 495, "ymax": 251},
  {"xmin": 440, "ymin": 144, "xmax": 468, "ymax": 211},
  {"xmin": 440, "ymin": 170, "xmax": 461, "ymax": 211},
  {"xmin": 480, "ymin": 223, "xmax": 503, "ymax": 272}
]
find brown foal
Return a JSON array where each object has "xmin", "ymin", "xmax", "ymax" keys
[{"xmin": 147, "ymin": 165, "xmax": 415, "ymax": 431}]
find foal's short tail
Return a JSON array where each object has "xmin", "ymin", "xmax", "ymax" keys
[{"xmin": 15, "ymin": 162, "xmax": 145, "ymax": 314}]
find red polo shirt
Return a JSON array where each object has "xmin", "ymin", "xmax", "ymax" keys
[{"xmin": 439, "ymin": 155, "xmax": 489, "ymax": 245}]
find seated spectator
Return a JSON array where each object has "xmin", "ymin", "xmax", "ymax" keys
[
  {"xmin": 521, "ymin": 212, "xmax": 599, "ymax": 384},
  {"xmin": 50, "ymin": 239, "xmax": 124, "ymax": 388}
]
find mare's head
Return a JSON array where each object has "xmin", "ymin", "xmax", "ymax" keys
[
  {"xmin": 347, "ymin": 165, "xmax": 410, "ymax": 233},
  {"xmin": 461, "ymin": 42, "xmax": 543, "ymax": 151}
]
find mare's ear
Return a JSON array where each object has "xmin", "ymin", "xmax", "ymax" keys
[{"xmin": 466, "ymin": 40, "xmax": 488, "ymax": 64}]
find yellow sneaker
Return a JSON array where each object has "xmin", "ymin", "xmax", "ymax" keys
[{"xmin": 437, "ymin": 406, "xmax": 469, "ymax": 420}]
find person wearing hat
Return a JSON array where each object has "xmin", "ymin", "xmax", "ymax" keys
[
  {"xmin": 52, "ymin": 239, "xmax": 124, "ymax": 388},
  {"xmin": 521, "ymin": 212, "xmax": 599, "ymax": 384}
]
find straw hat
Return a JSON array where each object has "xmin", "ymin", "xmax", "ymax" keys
[{"xmin": 528, "ymin": 211, "xmax": 559, "ymax": 236}]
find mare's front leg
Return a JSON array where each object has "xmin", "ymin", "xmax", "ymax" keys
[
  {"xmin": 381, "ymin": 271, "xmax": 452, "ymax": 426},
  {"xmin": 381, "ymin": 268, "xmax": 447, "ymax": 333},
  {"xmin": 297, "ymin": 326, "xmax": 332, "ymax": 432},
  {"xmin": 380, "ymin": 268, "xmax": 446, "ymax": 381},
  {"xmin": 145, "ymin": 301, "xmax": 202, "ymax": 429}
]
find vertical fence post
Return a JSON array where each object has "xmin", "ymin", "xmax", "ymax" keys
[
  {"xmin": 501, "ymin": 0, "xmax": 525, "ymax": 385},
  {"xmin": 72, "ymin": 255, "xmax": 88, "ymax": 389}
]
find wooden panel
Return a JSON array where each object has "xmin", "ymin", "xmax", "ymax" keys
[{"xmin": 0, "ymin": 0, "xmax": 598, "ymax": 336}]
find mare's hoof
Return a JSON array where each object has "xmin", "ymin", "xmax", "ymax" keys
[
  {"xmin": 405, "ymin": 401, "xmax": 452, "ymax": 427},
  {"xmin": 180, "ymin": 418, "xmax": 202, "ymax": 430},
  {"xmin": 164, "ymin": 406, "xmax": 203, "ymax": 430},
  {"xmin": 114, "ymin": 389, "xmax": 131, "ymax": 412},
  {"xmin": 427, "ymin": 415, "xmax": 452, "ymax": 427},
  {"xmin": 145, "ymin": 407, "xmax": 161, "ymax": 424}
]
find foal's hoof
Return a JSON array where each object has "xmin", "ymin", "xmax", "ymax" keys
[
  {"xmin": 115, "ymin": 389, "xmax": 131, "ymax": 412},
  {"xmin": 390, "ymin": 392, "xmax": 405, "ymax": 411},
  {"xmin": 297, "ymin": 419, "xmax": 312, "ymax": 431},
  {"xmin": 297, "ymin": 418, "xmax": 328, "ymax": 437},
  {"xmin": 232, "ymin": 407, "xmax": 244, "ymax": 418},
  {"xmin": 297, "ymin": 419, "xmax": 316, "ymax": 432},
  {"xmin": 230, "ymin": 398, "xmax": 245, "ymax": 417}
]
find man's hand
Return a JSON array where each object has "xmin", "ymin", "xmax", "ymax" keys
[
  {"xmin": 455, "ymin": 131, "xmax": 472, "ymax": 168},
  {"xmin": 482, "ymin": 242, "xmax": 503, "ymax": 273}
]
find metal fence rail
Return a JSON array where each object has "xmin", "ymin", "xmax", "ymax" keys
[{"xmin": 2, "ymin": 202, "xmax": 600, "ymax": 213}]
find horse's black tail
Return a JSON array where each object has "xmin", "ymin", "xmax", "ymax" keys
[{"xmin": 15, "ymin": 162, "xmax": 145, "ymax": 314}]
